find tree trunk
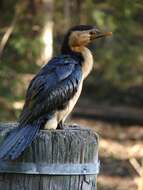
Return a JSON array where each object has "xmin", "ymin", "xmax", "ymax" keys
[
  {"xmin": 38, "ymin": 0, "xmax": 54, "ymax": 65},
  {"xmin": 64, "ymin": 0, "xmax": 71, "ymax": 30}
]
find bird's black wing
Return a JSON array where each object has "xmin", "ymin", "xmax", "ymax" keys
[{"xmin": 19, "ymin": 55, "xmax": 82, "ymax": 126}]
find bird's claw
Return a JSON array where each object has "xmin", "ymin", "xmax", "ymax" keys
[
  {"xmin": 57, "ymin": 122, "xmax": 66, "ymax": 130},
  {"xmin": 67, "ymin": 124, "xmax": 81, "ymax": 130}
]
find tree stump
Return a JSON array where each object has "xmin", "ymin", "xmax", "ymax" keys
[{"xmin": 0, "ymin": 123, "xmax": 99, "ymax": 190}]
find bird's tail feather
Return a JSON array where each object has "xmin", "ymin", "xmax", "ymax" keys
[{"xmin": 0, "ymin": 122, "xmax": 41, "ymax": 160}]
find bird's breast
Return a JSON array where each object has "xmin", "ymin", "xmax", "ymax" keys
[
  {"xmin": 57, "ymin": 79, "xmax": 83, "ymax": 122},
  {"xmin": 44, "ymin": 80, "xmax": 83, "ymax": 129}
]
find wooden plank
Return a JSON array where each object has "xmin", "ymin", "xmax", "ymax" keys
[{"xmin": 0, "ymin": 123, "xmax": 99, "ymax": 190}]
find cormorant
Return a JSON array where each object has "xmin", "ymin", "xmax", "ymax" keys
[{"xmin": 0, "ymin": 25, "xmax": 112, "ymax": 160}]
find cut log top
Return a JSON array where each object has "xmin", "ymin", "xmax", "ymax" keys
[
  {"xmin": 0, "ymin": 123, "xmax": 99, "ymax": 190},
  {"xmin": 0, "ymin": 123, "xmax": 98, "ymax": 164}
]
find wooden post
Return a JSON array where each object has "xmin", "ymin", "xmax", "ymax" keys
[{"xmin": 0, "ymin": 123, "xmax": 99, "ymax": 190}]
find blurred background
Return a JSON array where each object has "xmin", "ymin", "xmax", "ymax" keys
[{"xmin": 0, "ymin": 0, "xmax": 143, "ymax": 189}]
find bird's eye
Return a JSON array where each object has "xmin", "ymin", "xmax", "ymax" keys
[{"xmin": 89, "ymin": 31, "xmax": 95, "ymax": 35}]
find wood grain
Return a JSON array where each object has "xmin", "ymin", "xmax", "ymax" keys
[{"xmin": 0, "ymin": 123, "xmax": 99, "ymax": 190}]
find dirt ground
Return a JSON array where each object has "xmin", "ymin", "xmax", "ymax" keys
[{"xmin": 72, "ymin": 117, "xmax": 143, "ymax": 190}]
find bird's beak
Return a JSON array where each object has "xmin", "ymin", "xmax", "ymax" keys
[{"xmin": 90, "ymin": 29, "xmax": 112, "ymax": 41}]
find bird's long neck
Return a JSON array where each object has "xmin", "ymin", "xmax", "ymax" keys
[
  {"xmin": 70, "ymin": 46, "xmax": 93, "ymax": 79},
  {"xmin": 80, "ymin": 47, "xmax": 93, "ymax": 79},
  {"xmin": 61, "ymin": 37, "xmax": 93, "ymax": 78}
]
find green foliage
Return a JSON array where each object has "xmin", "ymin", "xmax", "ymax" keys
[
  {"xmin": 82, "ymin": 0, "xmax": 143, "ymax": 107},
  {"xmin": 0, "ymin": 0, "xmax": 44, "ymax": 120},
  {"xmin": 92, "ymin": 0, "xmax": 143, "ymax": 85},
  {"xmin": 0, "ymin": 0, "xmax": 143, "ymax": 120}
]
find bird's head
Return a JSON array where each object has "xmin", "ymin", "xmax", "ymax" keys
[{"xmin": 61, "ymin": 25, "xmax": 112, "ymax": 54}]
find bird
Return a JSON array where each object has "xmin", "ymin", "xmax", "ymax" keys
[{"xmin": 0, "ymin": 25, "xmax": 112, "ymax": 160}]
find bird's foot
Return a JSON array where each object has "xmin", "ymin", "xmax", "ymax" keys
[
  {"xmin": 57, "ymin": 122, "xmax": 66, "ymax": 130},
  {"xmin": 67, "ymin": 124, "xmax": 81, "ymax": 130},
  {"xmin": 57, "ymin": 122, "xmax": 82, "ymax": 130}
]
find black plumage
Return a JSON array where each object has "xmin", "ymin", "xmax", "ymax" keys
[
  {"xmin": 19, "ymin": 55, "xmax": 82, "ymax": 125},
  {"xmin": 0, "ymin": 24, "xmax": 107, "ymax": 160},
  {"xmin": 0, "ymin": 54, "xmax": 83, "ymax": 160}
]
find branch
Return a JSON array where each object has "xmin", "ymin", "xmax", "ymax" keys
[
  {"xmin": 129, "ymin": 158, "xmax": 141, "ymax": 176},
  {"xmin": 0, "ymin": 18, "xmax": 17, "ymax": 58}
]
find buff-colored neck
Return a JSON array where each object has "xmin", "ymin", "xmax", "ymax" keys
[
  {"xmin": 81, "ymin": 47, "xmax": 93, "ymax": 79},
  {"xmin": 71, "ymin": 46, "xmax": 93, "ymax": 79}
]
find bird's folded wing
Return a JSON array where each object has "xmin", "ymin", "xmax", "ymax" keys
[{"xmin": 19, "ymin": 56, "xmax": 82, "ymax": 125}]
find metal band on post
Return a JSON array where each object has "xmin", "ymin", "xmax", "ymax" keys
[{"xmin": 0, "ymin": 162, "xmax": 100, "ymax": 175}]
